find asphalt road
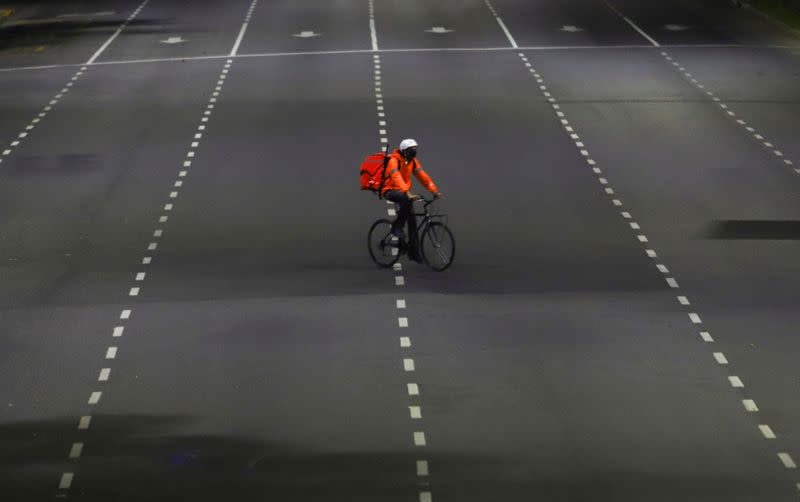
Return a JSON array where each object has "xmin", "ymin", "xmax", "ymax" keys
[{"xmin": 1, "ymin": 0, "xmax": 800, "ymax": 500}]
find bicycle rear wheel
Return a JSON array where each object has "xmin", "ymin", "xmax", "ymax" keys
[
  {"xmin": 368, "ymin": 219, "xmax": 401, "ymax": 268},
  {"xmin": 421, "ymin": 221, "xmax": 455, "ymax": 271}
]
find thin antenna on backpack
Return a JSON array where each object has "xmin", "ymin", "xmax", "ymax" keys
[{"xmin": 378, "ymin": 142, "xmax": 391, "ymax": 200}]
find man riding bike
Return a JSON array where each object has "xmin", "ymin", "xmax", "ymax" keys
[{"xmin": 382, "ymin": 139, "xmax": 442, "ymax": 262}]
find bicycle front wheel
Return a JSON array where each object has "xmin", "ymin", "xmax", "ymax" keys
[
  {"xmin": 421, "ymin": 222, "xmax": 455, "ymax": 271},
  {"xmin": 368, "ymin": 219, "xmax": 400, "ymax": 268}
]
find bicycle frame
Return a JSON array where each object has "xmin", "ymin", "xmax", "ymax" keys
[{"xmin": 413, "ymin": 197, "xmax": 447, "ymax": 235}]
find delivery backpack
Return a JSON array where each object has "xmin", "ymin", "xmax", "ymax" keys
[{"xmin": 359, "ymin": 145, "xmax": 391, "ymax": 198}]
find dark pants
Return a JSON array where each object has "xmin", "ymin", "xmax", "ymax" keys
[{"xmin": 384, "ymin": 190, "xmax": 420, "ymax": 258}]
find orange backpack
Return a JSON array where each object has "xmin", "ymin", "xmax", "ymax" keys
[{"xmin": 359, "ymin": 146, "xmax": 391, "ymax": 197}]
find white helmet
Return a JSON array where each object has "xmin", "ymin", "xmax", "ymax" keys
[{"xmin": 399, "ymin": 138, "xmax": 418, "ymax": 152}]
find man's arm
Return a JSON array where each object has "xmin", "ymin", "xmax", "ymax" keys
[{"xmin": 412, "ymin": 160, "xmax": 439, "ymax": 194}]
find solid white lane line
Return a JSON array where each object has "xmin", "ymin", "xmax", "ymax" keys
[
  {"xmin": 86, "ymin": 28, "xmax": 123, "ymax": 64},
  {"xmin": 230, "ymin": 23, "xmax": 250, "ymax": 56},
  {"xmin": 4, "ymin": 44, "xmax": 794, "ymax": 73},
  {"xmin": 87, "ymin": 0, "xmax": 150, "ymax": 64},
  {"xmin": 370, "ymin": 19, "xmax": 379, "ymax": 51},
  {"xmin": 604, "ymin": 0, "xmax": 659, "ymax": 46},
  {"xmin": 484, "ymin": 0, "xmax": 518, "ymax": 48}
]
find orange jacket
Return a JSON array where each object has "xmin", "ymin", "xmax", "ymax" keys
[{"xmin": 382, "ymin": 151, "xmax": 439, "ymax": 194}]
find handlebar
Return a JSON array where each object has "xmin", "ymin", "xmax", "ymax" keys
[{"xmin": 412, "ymin": 195, "xmax": 439, "ymax": 206}]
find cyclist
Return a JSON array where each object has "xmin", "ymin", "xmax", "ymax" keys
[{"xmin": 382, "ymin": 139, "xmax": 442, "ymax": 261}]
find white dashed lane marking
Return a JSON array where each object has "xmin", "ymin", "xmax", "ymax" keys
[
  {"xmin": 58, "ymin": 473, "xmax": 74, "ymax": 490},
  {"xmin": 659, "ymin": 48, "xmax": 797, "ymax": 173},
  {"xmin": 779, "ymin": 453, "xmax": 797, "ymax": 469},
  {"xmin": 87, "ymin": 391, "xmax": 102, "ymax": 405},
  {"xmin": 68, "ymin": 443, "xmax": 83, "ymax": 459},
  {"xmin": 77, "ymin": 416, "xmax": 91, "ymax": 430},
  {"xmin": 481, "ymin": 0, "xmax": 800, "ymax": 488},
  {"xmin": 760, "ymin": 425, "xmax": 777, "ymax": 439},
  {"xmin": 57, "ymin": 1, "xmax": 258, "ymax": 495},
  {"xmin": 743, "ymin": 399, "xmax": 759, "ymax": 412},
  {"xmin": 370, "ymin": 47, "xmax": 435, "ymax": 498}
]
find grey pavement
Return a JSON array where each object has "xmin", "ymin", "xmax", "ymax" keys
[{"xmin": 1, "ymin": 0, "xmax": 800, "ymax": 501}]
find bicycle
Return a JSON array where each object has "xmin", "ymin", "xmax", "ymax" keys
[{"xmin": 367, "ymin": 195, "xmax": 456, "ymax": 271}]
